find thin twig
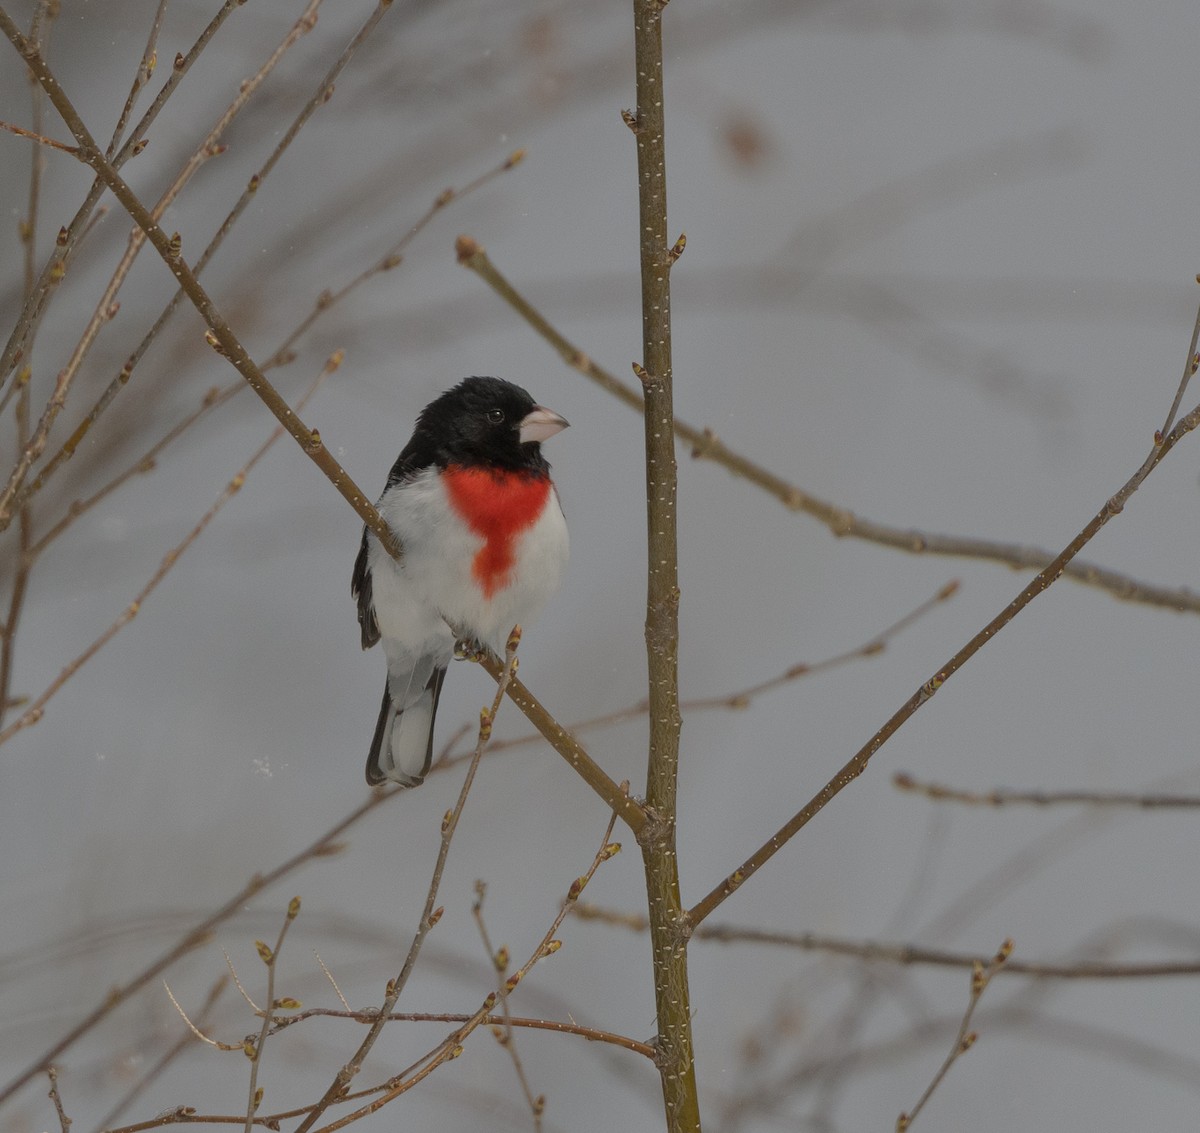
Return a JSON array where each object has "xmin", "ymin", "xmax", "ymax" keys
[
  {"xmin": 47, "ymin": 1066, "xmax": 71, "ymax": 1133},
  {"xmin": 244, "ymin": 899, "xmax": 301, "ymax": 1133},
  {"xmin": 576, "ymin": 906, "xmax": 1200, "ymax": 979},
  {"xmin": 163, "ymin": 983, "xmax": 243, "ymax": 1053},
  {"xmin": 897, "ymin": 940, "xmax": 1012, "ymax": 1131},
  {"xmin": 893, "ymin": 773, "xmax": 1200, "ymax": 809},
  {"xmin": 269, "ymin": 1009, "xmax": 654, "ymax": 1059},
  {"xmin": 1157, "ymin": 279, "xmax": 1200, "ymax": 438},
  {"xmin": 313, "ymin": 951, "xmax": 351, "ymax": 1013},
  {"xmin": 473, "ymin": 883, "xmax": 545, "ymax": 1130},
  {"xmin": 0, "ymin": 117, "xmax": 74, "ymax": 152},
  {"xmin": 105, "ymin": 0, "xmax": 169, "ymax": 159}
]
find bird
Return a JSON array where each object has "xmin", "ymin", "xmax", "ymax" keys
[{"xmin": 352, "ymin": 376, "xmax": 570, "ymax": 787}]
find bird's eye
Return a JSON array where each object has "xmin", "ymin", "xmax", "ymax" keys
[{"xmin": 487, "ymin": 408, "xmax": 505, "ymax": 424}]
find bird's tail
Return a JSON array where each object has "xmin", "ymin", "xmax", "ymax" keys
[{"xmin": 366, "ymin": 665, "xmax": 447, "ymax": 787}]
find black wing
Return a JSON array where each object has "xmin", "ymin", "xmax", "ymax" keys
[
  {"xmin": 353, "ymin": 443, "xmax": 430, "ymax": 651},
  {"xmin": 351, "ymin": 526, "xmax": 380, "ymax": 649}
]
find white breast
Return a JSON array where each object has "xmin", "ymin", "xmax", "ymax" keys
[{"xmin": 367, "ymin": 466, "xmax": 568, "ymax": 659}]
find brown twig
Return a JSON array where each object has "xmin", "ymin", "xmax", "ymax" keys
[
  {"xmin": 104, "ymin": 0, "xmax": 169, "ymax": 159},
  {"xmin": 244, "ymin": 899, "xmax": 301, "ymax": 1133},
  {"xmin": 459, "ymin": 246, "xmax": 1200, "ymax": 616},
  {"xmin": 269, "ymin": 1009, "xmax": 654, "ymax": 1059},
  {"xmin": 0, "ymin": 117, "xmax": 74, "ymax": 152},
  {"xmin": 897, "ymin": 940, "xmax": 1012, "ymax": 1131},
  {"xmin": 46, "ymin": 1066, "xmax": 71, "ymax": 1133},
  {"xmin": 1157, "ymin": 281, "xmax": 1200, "ymax": 439},
  {"xmin": 473, "ymin": 883, "xmax": 545, "ymax": 1129},
  {"xmin": 893, "ymin": 773, "xmax": 1200, "ymax": 809},
  {"xmin": 576, "ymin": 905, "xmax": 1200, "ymax": 979}
]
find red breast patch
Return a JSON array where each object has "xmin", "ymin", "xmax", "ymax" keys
[{"xmin": 443, "ymin": 465, "xmax": 551, "ymax": 598}]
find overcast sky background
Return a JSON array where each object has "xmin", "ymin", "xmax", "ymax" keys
[{"xmin": 2, "ymin": 1, "xmax": 1199, "ymax": 1130}]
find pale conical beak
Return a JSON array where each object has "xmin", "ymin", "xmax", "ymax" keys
[{"xmin": 519, "ymin": 404, "xmax": 569, "ymax": 444}]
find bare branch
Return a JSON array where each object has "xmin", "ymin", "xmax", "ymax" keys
[
  {"xmin": 894, "ymin": 773, "xmax": 1200, "ymax": 809},
  {"xmin": 897, "ymin": 940, "xmax": 1012, "ymax": 1131},
  {"xmin": 577, "ymin": 906, "xmax": 1200, "ymax": 979}
]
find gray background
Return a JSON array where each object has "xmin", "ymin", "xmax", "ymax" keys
[{"xmin": 1, "ymin": 1, "xmax": 1198, "ymax": 1129}]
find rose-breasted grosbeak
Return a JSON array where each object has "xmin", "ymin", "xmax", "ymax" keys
[{"xmin": 352, "ymin": 377, "xmax": 569, "ymax": 786}]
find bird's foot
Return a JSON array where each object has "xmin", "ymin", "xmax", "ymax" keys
[{"xmin": 453, "ymin": 637, "xmax": 487, "ymax": 662}]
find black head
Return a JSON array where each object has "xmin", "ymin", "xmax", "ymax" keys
[{"xmin": 407, "ymin": 377, "xmax": 568, "ymax": 473}]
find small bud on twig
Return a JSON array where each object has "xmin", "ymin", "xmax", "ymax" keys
[
  {"xmin": 256, "ymin": 940, "xmax": 274, "ymax": 965},
  {"xmin": 621, "ymin": 108, "xmax": 639, "ymax": 134},
  {"xmin": 455, "ymin": 234, "xmax": 480, "ymax": 262},
  {"xmin": 667, "ymin": 231, "xmax": 686, "ymax": 264}
]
